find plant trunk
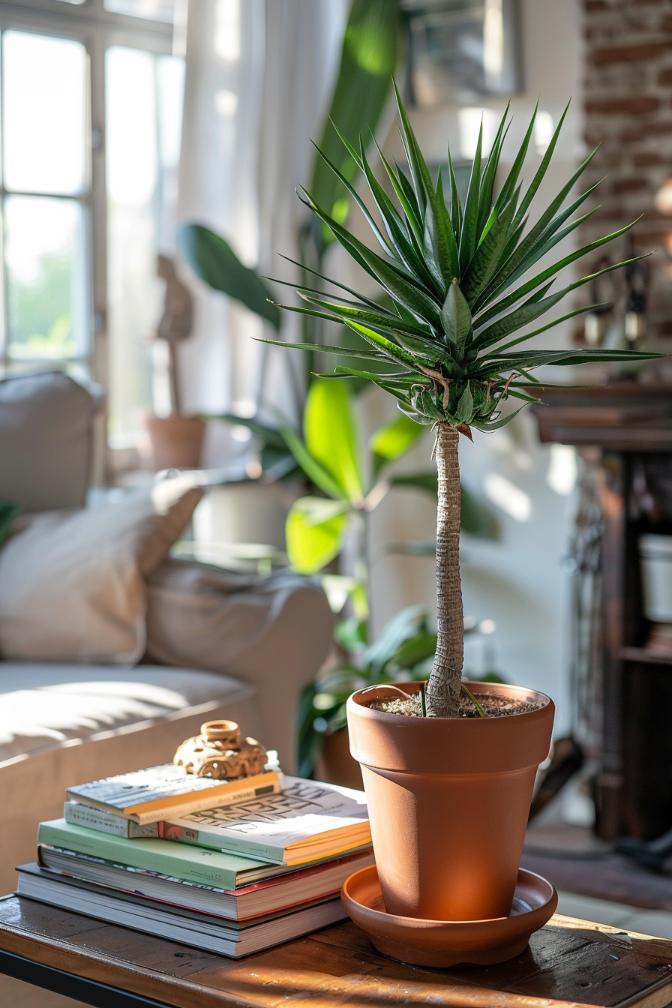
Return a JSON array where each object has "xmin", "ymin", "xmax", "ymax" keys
[{"xmin": 426, "ymin": 422, "xmax": 463, "ymax": 717}]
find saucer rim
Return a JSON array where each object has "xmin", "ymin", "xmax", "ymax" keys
[{"xmin": 342, "ymin": 865, "xmax": 556, "ymax": 927}]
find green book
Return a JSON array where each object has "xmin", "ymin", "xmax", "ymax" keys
[{"xmin": 38, "ymin": 819, "xmax": 284, "ymax": 890}]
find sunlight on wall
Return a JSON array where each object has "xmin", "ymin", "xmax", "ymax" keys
[
  {"xmin": 484, "ymin": 0, "xmax": 504, "ymax": 80},
  {"xmin": 215, "ymin": 89, "xmax": 238, "ymax": 116},
  {"xmin": 215, "ymin": 0, "xmax": 240, "ymax": 61},
  {"xmin": 484, "ymin": 473, "xmax": 532, "ymax": 522},
  {"xmin": 534, "ymin": 110, "xmax": 555, "ymax": 154},
  {"xmin": 458, "ymin": 107, "xmax": 497, "ymax": 159},
  {"xmin": 547, "ymin": 443, "xmax": 577, "ymax": 496}
]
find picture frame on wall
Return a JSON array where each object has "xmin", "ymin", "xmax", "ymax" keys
[{"xmin": 402, "ymin": 0, "xmax": 523, "ymax": 109}]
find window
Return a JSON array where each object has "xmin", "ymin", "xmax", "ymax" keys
[{"xmin": 0, "ymin": 0, "xmax": 184, "ymax": 446}]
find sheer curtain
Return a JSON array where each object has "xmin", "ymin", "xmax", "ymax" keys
[{"xmin": 177, "ymin": 0, "xmax": 347, "ymax": 450}]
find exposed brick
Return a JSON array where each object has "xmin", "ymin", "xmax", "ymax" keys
[
  {"xmin": 591, "ymin": 41, "xmax": 671, "ymax": 64},
  {"xmin": 585, "ymin": 96, "xmax": 661, "ymax": 115},
  {"xmin": 584, "ymin": 1, "xmax": 672, "ymax": 344},
  {"xmin": 633, "ymin": 151, "xmax": 672, "ymax": 167},
  {"xmin": 619, "ymin": 119, "xmax": 672, "ymax": 141},
  {"xmin": 612, "ymin": 177, "xmax": 650, "ymax": 194}
]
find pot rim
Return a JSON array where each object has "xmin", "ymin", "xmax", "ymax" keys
[{"xmin": 349, "ymin": 679, "xmax": 552, "ymax": 728}]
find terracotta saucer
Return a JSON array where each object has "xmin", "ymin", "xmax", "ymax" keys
[{"xmin": 341, "ymin": 865, "xmax": 557, "ymax": 968}]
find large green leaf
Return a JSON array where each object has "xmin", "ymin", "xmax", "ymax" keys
[
  {"xmin": 304, "ymin": 379, "xmax": 364, "ymax": 503},
  {"xmin": 178, "ymin": 224, "xmax": 280, "ymax": 330},
  {"xmin": 370, "ymin": 413, "xmax": 425, "ymax": 476},
  {"xmin": 362, "ymin": 605, "xmax": 428, "ymax": 673},
  {"xmin": 285, "ymin": 497, "xmax": 349, "ymax": 574},
  {"xmin": 309, "ymin": 0, "xmax": 399, "ymax": 247},
  {"xmin": 280, "ymin": 424, "xmax": 346, "ymax": 500}
]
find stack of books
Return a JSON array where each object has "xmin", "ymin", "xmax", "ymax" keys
[{"xmin": 17, "ymin": 764, "xmax": 372, "ymax": 957}]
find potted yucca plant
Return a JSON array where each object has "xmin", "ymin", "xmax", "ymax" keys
[{"xmin": 266, "ymin": 86, "xmax": 658, "ymax": 926}]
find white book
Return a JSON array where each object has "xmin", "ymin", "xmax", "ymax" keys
[
  {"xmin": 162, "ymin": 777, "xmax": 370, "ymax": 866},
  {"xmin": 64, "ymin": 802, "xmax": 159, "ymax": 838}
]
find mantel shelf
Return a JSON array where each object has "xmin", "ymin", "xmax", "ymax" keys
[{"xmin": 620, "ymin": 646, "xmax": 672, "ymax": 666}]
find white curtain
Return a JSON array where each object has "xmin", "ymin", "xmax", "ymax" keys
[{"xmin": 177, "ymin": 0, "xmax": 347, "ymax": 446}]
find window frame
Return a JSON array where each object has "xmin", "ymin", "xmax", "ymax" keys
[{"xmin": 0, "ymin": 0, "xmax": 176, "ymax": 404}]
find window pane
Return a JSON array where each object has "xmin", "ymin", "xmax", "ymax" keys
[
  {"xmin": 105, "ymin": 0, "xmax": 176, "ymax": 23},
  {"xmin": 3, "ymin": 32, "xmax": 87, "ymax": 195},
  {"xmin": 5, "ymin": 196, "xmax": 87, "ymax": 361}
]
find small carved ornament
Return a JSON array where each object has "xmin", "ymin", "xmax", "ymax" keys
[{"xmin": 173, "ymin": 720, "xmax": 267, "ymax": 780}]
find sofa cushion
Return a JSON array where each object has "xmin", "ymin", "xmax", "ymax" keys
[
  {"xmin": 0, "ymin": 476, "xmax": 203, "ymax": 665},
  {"xmin": 145, "ymin": 558, "xmax": 334, "ymax": 770},
  {"xmin": 0, "ymin": 662, "xmax": 255, "ymax": 765},
  {"xmin": 0, "ymin": 371, "xmax": 102, "ymax": 514}
]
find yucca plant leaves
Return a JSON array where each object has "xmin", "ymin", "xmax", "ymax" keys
[
  {"xmin": 392, "ymin": 79, "xmax": 433, "ymax": 210},
  {"xmin": 458, "ymin": 120, "xmax": 483, "ymax": 274},
  {"xmin": 308, "ymin": 0, "xmax": 399, "ymax": 249},
  {"xmin": 495, "ymin": 102, "xmax": 537, "ymax": 213},
  {"xmin": 462, "ymin": 195, "xmax": 517, "ymax": 303},
  {"xmin": 425, "ymin": 172, "xmax": 459, "ymax": 283},
  {"xmin": 455, "ymin": 382, "xmax": 474, "ymax": 423},
  {"xmin": 515, "ymin": 101, "xmax": 570, "ymax": 224},
  {"xmin": 298, "ymin": 188, "xmax": 442, "ymax": 326},
  {"xmin": 271, "ymin": 86, "xmax": 661, "ymax": 431},
  {"xmin": 475, "ymin": 223, "xmax": 643, "ymax": 330},
  {"xmin": 441, "ymin": 281, "xmax": 472, "ymax": 350},
  {"xmin": 477, "ymin": 105, "xmax": 509, "ymax": 237}
]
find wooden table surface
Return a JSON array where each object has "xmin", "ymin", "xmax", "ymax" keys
[{"xmin": 0, "ymin": 894, "xmax": 671, "ymax": 1008}]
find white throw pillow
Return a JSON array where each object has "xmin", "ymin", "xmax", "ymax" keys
[{"xmin": 0, "ymin": 476, "xmax": 202, "ymax": 665}]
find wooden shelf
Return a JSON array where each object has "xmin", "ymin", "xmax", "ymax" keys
[{"xmin": 620, "ymin": 645, "xmax": 672, "ymax": 665}]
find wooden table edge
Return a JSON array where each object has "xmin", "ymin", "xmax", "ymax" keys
[
  {"xmin": 0, "ymin": 895, "xmax": 671, "ymax": 1008},
  {"xmin": 0, "ymin": 895, "xmax": 240, "ymax": 1008}
]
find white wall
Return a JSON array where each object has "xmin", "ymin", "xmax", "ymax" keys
[{"xmin": 365, "ymin": 0, "xmax": 585, "ymax": 733}]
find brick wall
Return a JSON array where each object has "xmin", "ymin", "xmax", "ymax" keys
[{"xmin": 581, "ymin": 0, "xmax": 672, "ymax": 341}]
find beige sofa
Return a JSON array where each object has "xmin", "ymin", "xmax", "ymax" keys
[{"xmin": 0, "ymin": 373, "xmax": 332, "ymax": 895}]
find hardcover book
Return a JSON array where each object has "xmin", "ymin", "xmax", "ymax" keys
[
  {"xmin": 38, "ymin": 820, "xmax": 292, "ymax": 889},
  {"xmin": 37, "ymin": 845, "xmax": 374, "ymax": 921},
  {"xmin": 17, "ymin": 865, "xmax": 345, "ymax": 958}
]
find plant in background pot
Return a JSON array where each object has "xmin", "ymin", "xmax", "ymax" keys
[
  {"xmin": 142, "ymin": 254, "xmax": 206, "ymax": 471},
  {"xmin": 266, "ymin": 84, "xmax": 659, "ymax": 935}
]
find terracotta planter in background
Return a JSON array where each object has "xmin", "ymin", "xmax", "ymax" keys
[
  {"xmin": 142, "ymin": 414, "xmax": 206, "ymax": 472},
  {"xmin": 316, "ymin": 728, "xmax": 362, "ymax": 790},
  {"xmin": 347, "ymin": 680, "xmax": 554, "ymax": 922}
]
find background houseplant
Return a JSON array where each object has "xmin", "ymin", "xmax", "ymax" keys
[
  {"xmin": 268, "ymin": 86, "xmax": 659, "ymax": 927},
  {"xmin": 178, "ymin": 0, "xmax": 401, "ymax": 459},
  {"xmin": 280, "ymin": 375, "xmax": 498, "ymax": 778}
]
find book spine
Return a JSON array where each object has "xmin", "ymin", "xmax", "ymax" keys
[
  {"xmin": 132, "ymin": 774, "xmax": 282, "ymax": 825},
  {"xmin": 37, "ymin": 822, "xmax": 240, "ymax": 889},
  {"xmin": 64, "ymin": 803, "xmax": 159, "ymax": 838}
]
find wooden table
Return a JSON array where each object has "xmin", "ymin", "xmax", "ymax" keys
[{"xmin": 0, "ymin": 895, "xmax": 671, "ymax": 1008}]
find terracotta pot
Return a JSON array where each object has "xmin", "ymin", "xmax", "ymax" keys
[
  {"xmin": 347, "ymin": 680, "xmax": 554, "ymax": 922},
  {"xmin": 142, "ymin": 414, "xmax": 206, "ymax": 471}
]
